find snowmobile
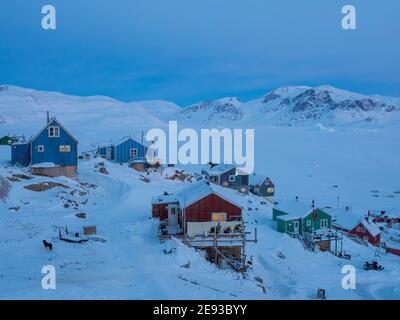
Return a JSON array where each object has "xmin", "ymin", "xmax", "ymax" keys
[
  {"xmin": 338, "ymin": 251, "xmax": 351, "ymax": 260},
  {"xmin": 363, "ymin": 261, "xmax": 384, "ymax": 271}
]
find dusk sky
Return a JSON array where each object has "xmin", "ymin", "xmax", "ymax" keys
[{"xmin": 1, "ymin": 0, "xmax": 399, "ymax": 105}]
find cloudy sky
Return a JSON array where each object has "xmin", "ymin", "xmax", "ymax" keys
[{"xmin": 0, "ymin": 0, "xmax": 399, "ymax": 105}]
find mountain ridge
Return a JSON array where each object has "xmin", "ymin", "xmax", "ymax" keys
[{"xmin": 1, "ymin": 84, "xmax": 399, "ymax": 129}]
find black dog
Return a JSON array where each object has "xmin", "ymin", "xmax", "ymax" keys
[{"xmin": 42, "ymin": 240, "xmax": 53, "ymax": 251}]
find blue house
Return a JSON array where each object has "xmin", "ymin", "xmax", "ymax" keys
[
  {"xmin": 202, "ymin": 164, "xmax": 249, "ymax": 193},
  {"xmin": 11, "ymin": 142, "xmax": 30, "ymax": 167},
  {"xmin": 98, "ymin": 136, "xmax": 147, "ymax": 165},
  {"xmin": 11, "ymin": 116, "xmax": 79, "ymax": 178}
]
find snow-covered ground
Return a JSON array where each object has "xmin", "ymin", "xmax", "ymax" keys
[
  {"xmin": 1, "ymin": 121, "xmax": 399, "ymax": 299},
  {"xmin": 1, "ymin": 85, "xmax": 399, "ymax": 299}
]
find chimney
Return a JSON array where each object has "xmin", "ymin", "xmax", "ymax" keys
[
  {"xmin": 46, "ymin": 111, "xmax": 50, "ymax": 124},
  {"xmin": 312, "ymin": 200, "xmax": 315, "ymax": 208}
]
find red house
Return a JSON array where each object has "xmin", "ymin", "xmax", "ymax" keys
[
  {"xmin": 152, "ymin": 181, "xmax": 258, "ymax": 271},
  {"xmin": 386, "ymin": 246, "xmax": 400, "ymax": 257},
  {"xmin": 349, "ymin": 219, "xmax": 381, "ymax": 246},
  {"xmin": 152, "ymin": 180, "xmax": 242, "ymax": 235}
]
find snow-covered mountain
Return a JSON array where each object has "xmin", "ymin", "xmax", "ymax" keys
[
  {"xmin": 246, "ymin": 85, "xmax": 400, "ymax": 127},
  {"xmin": 1, "ymin": 84, "xmax": 399, "ymax": 133},
  {"xmin": 176, "ymin": 97, "xmax": 244, "ymax": 123},
  {"xmin": 176, "ymin": 85, "xmax": 400, "ymax": 128}
]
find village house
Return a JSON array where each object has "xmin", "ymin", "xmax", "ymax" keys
[
  {"xmin": 249, "ymin": 173, "xmax": 275, "ymax": 203},
  {"xmin": 0, "ymin": 135, "xmax": 13, "ymax": 145},
  {"xmin": 97, "ymin": 136, "xmax": 150, "ymax": 170},
  {"xmin": 273, "ymin": 200, "xmax": 332, "ymax": 234},
  {"xmin": 273, "ymin": 200, "xmax": 339, "ymax": 252},
  {"xmin": 349, "ymin": 218, "xmax": 381, "ymax": 246},
  {"xmin": 201, "ymin": 164, "xmax": 249, "ymax": 193},
  {"xmin": 151, "ymin": 181, "xmax": 256, "ymax": 270},
  {"xmin": 11, "ymin": 114, "xmax": 78, "ymax": 178}
]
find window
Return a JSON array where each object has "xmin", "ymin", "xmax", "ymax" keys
[
  {"xmin": 48, "ymin": 126, "xmax": 60, "ymax": 138},
  {"xmin": 59, "ymin": 145, "xmax": 71, "ymax": 152},
  {"xmin": 267, "ymin": 187, "xmax": 274, "ymax": 193},
  {"xmin": 228, "ymin": 175, "xmax": 236, "ymax": 182},
  {"xmin": 320, "ymin": 219, "xmax": 328, "ymax": 229},
  {"xmin": 130, "ymin": 148, "xmax": 138, "ymax": 157},
  {"xmin": 307, "ymin": 220, "xmax": 312, "ymax": 227},
  {"xmin": 212, "ymin": 212, "xmax": 226, "ymax": 222},
  {"xmin": 37, "ymin": 145, "xmax": 44, "ymax": 152}
]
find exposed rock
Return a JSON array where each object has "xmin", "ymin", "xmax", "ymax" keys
[{"xmin": 24, "ymin": 181, "xmax": 69, "ymax": 192}]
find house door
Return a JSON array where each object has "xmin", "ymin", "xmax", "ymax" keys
[
  {"xmin": 168, "ymin": 204, "xmax": 179, "ymax": 226},
  {"xmin": 294, "ymin": 220, "xmax": 300, "ymax": 234},
  {"xmin": 106, "ymin": 147, "xmax": 112, "ymax": 160}
]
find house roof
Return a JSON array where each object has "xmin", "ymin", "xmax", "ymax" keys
[
  {"xmin": 360, "ymin": 219, "xmax": 381, "ymax": 237},
  {"xmin": 275, "ymin": 200, "xmax": 315, "ymax": 220},
  {"xmin": 249, "ymin": 173, "xmax": 273, "ymax": 186},
  {"xmin": 202, "ymin": 164, "xmax": 235, "ymax": 175},
  {"xmin": 151, "ymin": 193, "xmax": 178, "ymax": 205},
  {"xmin": 30, "ymin": 118, "xmax": 79, "ymax": 144},
  {"xmin": 113, "ymin": 136, "xmax": 146, "ymax": 148},
  {"xmin": 151, "ymin": 180, "xmax": 242, "ymax": 209},
  {"xmin": 332, "ymin": 210, "xmax": 359, "ymax": 231}
]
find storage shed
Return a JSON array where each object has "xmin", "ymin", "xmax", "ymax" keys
[{"xmin": 11, "ymin": 142, "xmax": 30, "ymax": 167}]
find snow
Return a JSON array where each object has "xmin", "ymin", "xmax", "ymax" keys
[
  {"xmin": 1, "ymin": 85, "xmax": 400, "ymax": 300},
  {"xmin": 274, "ymin": 200, "xmax": 314, "ymax": 218},
  {"xmin": 202, "ymin": 164, "xmax": 235, "ymax": 175},
  {"xmin": 249, "ymin": 174, "xmax": 269, "ymax": 186},
  {"xmin": 30, "ymin": 162, "xmax": 57, "ymax": 168},
  {"xmin": 152, "ymin": 180, "xmax": 241, "ymax": 210},
  {"xmin": 361, "ymin": 220, "xmax": 381, "ymax": 237},
  {"xmin": 332, "ymin": 210, "xmax": 360, "ymax": 231}
]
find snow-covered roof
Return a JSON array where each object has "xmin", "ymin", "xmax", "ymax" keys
[
  {"xmin": 202, "ymin": 164, "xmax": 235, "ymax": 175},
  {"xmin": 98, "ymin": 143, "xmax": 114, "ymax": 149},
  {"xmin": 112, "ymin": 136, "xmax": 147, "ymax": 148},
  {"xmin": 176, "ymin": 181, "xmax": 215, "ymax": 208},
  {"xmin": 11, "ymin": 142, "xmax": 29, "ymax": 146},
  {"xmin": 249, "ymin": 174, "xmax": 272, "ymax": 186},
  {"xmin": 151, "ymin": 181, "xmax": 242, "ymax": 209},
  {"xmin": 274, "ymin": 200, "xmax": 314, "ymax": 220},
  {"xmin": 151, "ymin": 193, "xmax": 178, "ymax": 205},
  {"xmin": 332, "ymin": 210, "xmax": 359, "ymax": 231},
  {"xmin": 275, "ymin": 200, "xmax": 314, "ymax": 215},
  {"xmin": 361, "ymin": 220, "xmax": 381, "ymax": 237}
]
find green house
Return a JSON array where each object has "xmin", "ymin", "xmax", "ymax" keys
[
  {"xmin": 273, "ymin": 200, "xmax": 332, "ymax": 235},
  {"xmin": 0, "ymin": 136, "xmax": 13, "ymax": 145}
]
